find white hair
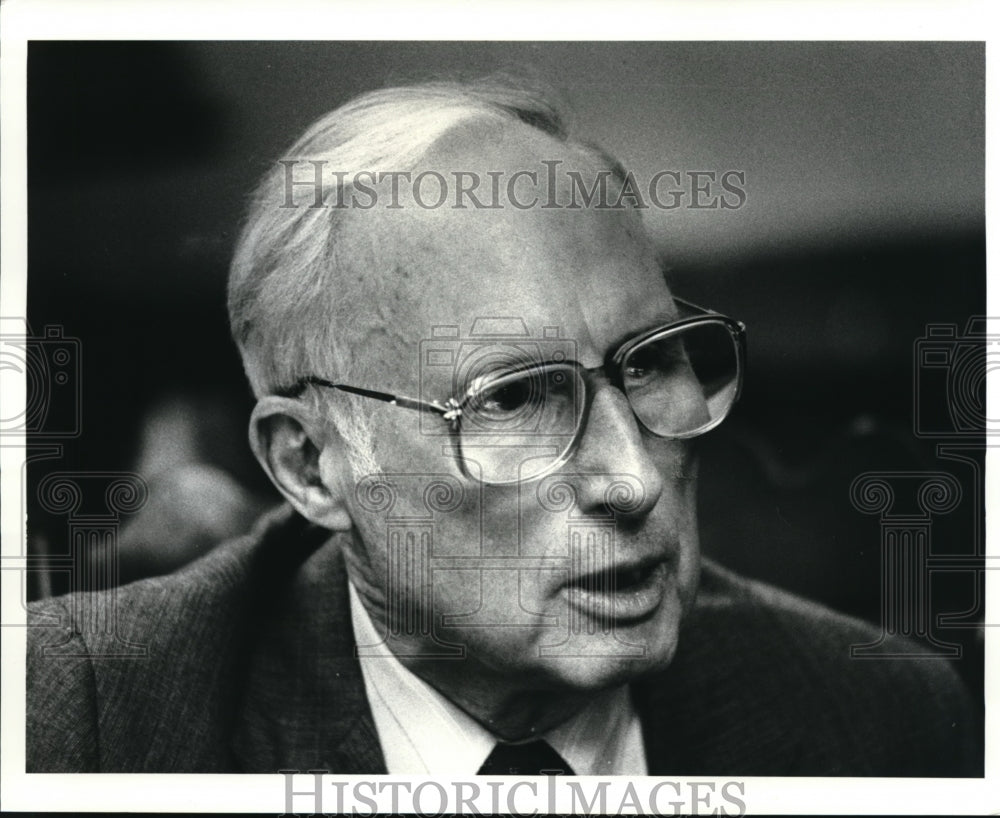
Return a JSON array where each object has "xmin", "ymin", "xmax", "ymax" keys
[{"xmin": 227, "ymin": 77, "xmax": 572, "ymax": 475}]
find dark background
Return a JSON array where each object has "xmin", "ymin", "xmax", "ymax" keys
[{"xmin": 25, "ymin": 42, "xmax": 985, "ymax": 702}]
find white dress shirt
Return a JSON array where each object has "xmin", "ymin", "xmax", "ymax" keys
[{"xmin": 348, "ymin": 582, "xmax": 648, "ymax": 775}]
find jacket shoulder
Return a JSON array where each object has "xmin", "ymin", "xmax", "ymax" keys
[
  {"xmin": 26, "ymin": 594, "xmax": 100, "ymax": 772},
  {"xmin": 26, "ymin": 505, "xmax": 328, "ymax": 772},
  {"xmin": 636, "ymin": 559, "xmax": 980, "ymax": 776}
]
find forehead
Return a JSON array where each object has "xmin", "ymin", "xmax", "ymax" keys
[{"xmin": 345, "ymin": 119, "xmax": 675, "ymax": 367}]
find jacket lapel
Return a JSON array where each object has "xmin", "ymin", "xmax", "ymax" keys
[
  {"xmin": 227, "ymin": 521, "xmax": 770, "ymax": 775},
  {"xmin": 231, "ymin": 526, "xmax": 387, "ymax": 773}
]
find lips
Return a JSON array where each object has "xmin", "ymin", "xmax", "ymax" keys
[{"xmin": 561, "ymin": 557, "xmax": 671, "ymax": 624}]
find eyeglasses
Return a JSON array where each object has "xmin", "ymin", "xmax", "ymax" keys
[{"xmin": 275, "ymin": 298, "xmax": 746, "ymax": 485}]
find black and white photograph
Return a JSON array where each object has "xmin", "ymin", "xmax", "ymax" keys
[{"xmin": 1, "ymin": 2, "xmax": 994, "ymax": 814}]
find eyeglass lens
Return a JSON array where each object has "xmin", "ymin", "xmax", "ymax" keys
[
  {"xmin": 457, "ymin": 363, "xmax": 584, "ymax": 484},
  {"xmin": 622, "ymin": 322, "xmax": 739, "ymax": 438},
  {"xmin": 455, "ymin": 321, "xmax": 739, "ymax": 484}
]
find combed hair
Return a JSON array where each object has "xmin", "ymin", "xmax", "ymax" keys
[
  {"xmin": 227, "ymin": 77, "xmax": 575, "ymax": 474},
  {"xmin": 228, "ymin": 78, "xmax": 568, "ymax": 398}
]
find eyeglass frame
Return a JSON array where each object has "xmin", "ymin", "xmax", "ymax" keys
[{"xmin": 273, "ymin": 297, "xmax": 747, "ymax": 485}]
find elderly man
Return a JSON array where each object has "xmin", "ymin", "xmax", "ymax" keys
[{"xmin": 27, "ymin": 79, "xmax": 977, "ymax": 775}]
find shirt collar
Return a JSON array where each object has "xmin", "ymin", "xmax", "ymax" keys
[{"xmin": 348, "ymin": 581, "xmax": 647, "ymax": 775}]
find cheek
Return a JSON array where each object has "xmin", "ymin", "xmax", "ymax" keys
[
  {"xmin": 339, "ymin": 512, "xmax": 390, "ymax": 609},
  {"xmin": 344, "ymin": 476, "xmax": 501, "ymax": 602},
  {"xmin": 674, "ymin": 474, "xmax": 702, "ymax": 611},
  {"xmin": 647, "ymin": 436, "xmax": 700, "ymax": 482},
  {"xmin": 650, "ymin": 443, "xmax": 701, "ymax": 548},
  {"xmin": 360, "ymin": 401, "xmax": 455, "ymax": 471}
]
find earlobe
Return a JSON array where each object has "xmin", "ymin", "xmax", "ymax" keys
[{"xmin": 249, "ymin": 397, "xmax": 354, "ymax": 531}]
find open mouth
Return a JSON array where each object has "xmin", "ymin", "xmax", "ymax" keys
[{"xmin": 562, "ymin": 559, "xmax": 669, "ymax": 624}]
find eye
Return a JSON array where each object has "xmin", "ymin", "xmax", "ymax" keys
[
  {"xmin": 625, "ymin": 347, "xmax": 657, "ymax": 381},
  {"xmin": 626, "ymin": 338, "xmax": 694, "ymax": 390},
  {"xmin": 479, "ymin": 378, "xmax": 533, "ymax": 414}
]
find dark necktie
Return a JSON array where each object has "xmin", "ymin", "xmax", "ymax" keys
[{"xmin": 477, "ymin": 739, "xmax": 576, "ymax": 775}]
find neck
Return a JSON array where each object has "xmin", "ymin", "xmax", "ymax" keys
[
  {"xmin": 347, "ymin": 575, "xmax": 598, "ymax": 739},
  {"xmin": 398, "ymin": 654, "xmax": 595, "ymax": 740},
  {"xmin": 344, "ymin": 549, "xmax": 604, "ymax": 739}
]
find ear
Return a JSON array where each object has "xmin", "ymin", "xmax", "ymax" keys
[{"xmin": 249, "ymin": 395, "xmax": 354, "ymax": 531}]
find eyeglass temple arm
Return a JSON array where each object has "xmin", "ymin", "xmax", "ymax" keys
[
  {"xmin": 674, "ymin": 296, "xmax": 747, "ymax": 333},
  {"xmin": 674, "ymin": 295, "xmax": 719, "ymax": 316},
  {"xmin": 282, "ymin": 376, "xmax": 457, "ymax": 419}
]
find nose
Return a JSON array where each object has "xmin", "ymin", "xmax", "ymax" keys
[{"xmin": 567, "ymin": 382, "xmax": 668, "ymax": 519}]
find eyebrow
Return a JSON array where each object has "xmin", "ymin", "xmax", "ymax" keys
[{"xmin": 453, "ymin": 306, "xmax": 686, "ymax": 383}]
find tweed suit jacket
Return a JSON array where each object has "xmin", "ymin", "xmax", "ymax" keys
[{"xmin": 27, "ymin": 505, "xmax": 980, "ymax": 775}]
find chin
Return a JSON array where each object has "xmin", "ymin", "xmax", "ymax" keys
[
  {"xmin": 533, "ymin": 641, "xmax": 680, "ymax": 695},
  {"xmin": 532, "ymin": 597, "xmax": 684, "ymax": 693}
]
